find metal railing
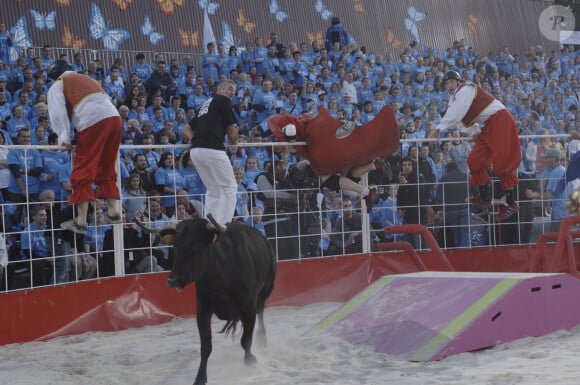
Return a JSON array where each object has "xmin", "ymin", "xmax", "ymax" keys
[{"xmin": 0, "ymin": 135, "xmax": 575, "ymax": 292}]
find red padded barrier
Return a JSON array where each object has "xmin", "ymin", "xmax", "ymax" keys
[{"xmin": 0, "ymin": 247, "xmax": 537, "ymax": 346}]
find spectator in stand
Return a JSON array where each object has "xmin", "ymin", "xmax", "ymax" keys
[
  {"xmin": 130, "ymin": 53, "xmax": 153, "ymax": 83},
  {"xmin": 397, "ymin": 156, "xmax": 428, "ymax": 248},
  {"xmin": 7, "ymin": 128, "xmax": 43, "ymax": 206},
  {"xmin": 86, "ymin": 61, "xmax": 104, "ymax": 82},
  {"xmin": 0, "ymin": 88, "xmax": 11, "ymax": 122},
  {"xmin": 21, "ymin": 206, "xmax": 50, "ymax": 287},
  {"xmin": 448, "ymin": 128, "xmax": 470, "ymax": 174},
  {"xmin": 429, "ymin": 161, "xmax": 471, "ymax": 248},
  {"xmin": 6, "ymin": 105, "xmax": 30, "ymax": 140},
  {"xmin": 328, "ymin": 198, "xmax": 363, "ymax": 255},
  {"xmin": 138, "ymin": 134, "xmax": 161, "ymax": 174},
  {"xmin": 37, "ymin": 188, "xmax": 71, "ymax": 284},
  {"xmin": 102, "ymin": 206, "xmax": 161, "ymax": 276},
  {"xmin": 175, "ymin": 188, "xmax": 202, "ymax": 218},
  {"xmin": 104, "ymin": 69, "xmax": 125, "ymax": 106},
  {"xmin": 325, "ymin": 17, "xmax": 349, "ymax": 52},
  {"xmin": 179, "ymin": 154, "xmax": 206, "ymax": 204},
  {"xmin": 187, "ymin": 83, "xmax": 209, "ymax": 113},
  {"xmin": 154, "ymin": 151, "xmax": 185, "ymax": 217},
  {"xmin": 107, "ymin": 182, "xmax": 135, "ymax": 247},
  {"xmin": 201, "ymin": 42, "xmax": 222, "ymax": 82},
  {"xmin": 252, "ymin": 37, "xmax": 268, "ymax": 76},
  {"xmin": 70, "ymin": 52, "xmax": 87, "ymax": 73},
  {"xmin": 0, "ymin": 231, "xmax": 6, "ymax": 288},
  {"xmin": 142, "ymin": 196, "xmax": 172, "ymax": 265},
  {"xmin": 30, "ymin": 101, "xmax": 49, "ymax": 132},
  {"xmin": 82, "ymin": 207, "xmax": 111, "ymax": 276},
  {"xmin": 542, "ymin": 148, "xmax": 568, "ymax": 232},
  {"xmin": 145, "ymin": 60, "xmax": 175, "ymax": 102},
  {"xmin": 40, "ymin": 133, "xmax": 69, "ymax": 194},
  {"xmin": 251, "ymin": 79, "xmax": 278, "ymax": 138},
  {"xmin": 255, "ymin": 160, "xmax": 299, "ymax": 259},
  {"xmin": 170, "ymin": 201, "xmax": 191, "ymax": 223}
]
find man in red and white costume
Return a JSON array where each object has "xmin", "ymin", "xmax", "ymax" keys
[
  {"xmin": 47, "ymin": 59, "xmax": 122, "ymax": 234},
  {"xmin": 436, "ymin": 71, "xmax": 521, "ymax": 221}
]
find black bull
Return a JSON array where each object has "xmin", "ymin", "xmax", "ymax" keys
[{"xmin": 156, "ymin": 218, "xmax": 277, "ymax": 385}]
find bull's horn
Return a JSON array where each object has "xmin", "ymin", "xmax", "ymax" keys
[{"xmin": 134, "ymin": 217, "xmax": 177, "ymax": 235}]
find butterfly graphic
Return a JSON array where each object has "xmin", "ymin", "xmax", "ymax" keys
[
  {"xmin": 404, "ymin": 5, "xmax": 427, "ymax": 44},
  {"xmin": 30, "ymin": 10, "xmax": 57, "ymax": 31},
  {"xmin": 269, "ymin": 0, "xmax": 288, "ymax": 22},
  {"xmin": 141, "ymin": 15, "xmax": 164, "ymax": 45},
  {"xmin": 198, "ymin": 0, "xmax": 220, "ymax": 15},
  {"xmin": 467, "ymin": 13, "xmax": 480, "ymax": 34},
  {"xmin": 88, "ymin": 3, "xmax": 131, "ymax": 51},
  {"xmin": 314, "ymin": 0, "xmax": 333, "ymax": 21},
  {"xmin": 220, "ymin": 21, "xmax": 236, "ymax": 52},
  {"xmin": 56, "ymin": 0, "xmax": 72, "ymax": 6},
  {"xmin": 305, "ymin": 30, "xmax": 324, "ymax": 48},
  {"xmin": 237, "ymin": 9, "xmax": 256, "ymax": 34},
  {"xmin": 354, "ymin": 0, "xmax": 365, "ymax": 14},
  {"xmin": 386, "ymin": 27, "xmax": 403, "ymax": 50},
  {"xmin": 8, "ymin": 17, "xmax": 34, "ymax": 64},
  {"xmin": 62, "ymin": 25, "xmax": 86, "ymax": 49},
  {"xmin": 177, "ymin": 28, "xmax": 199, "ymax": 47},
  {"xmin": 111, "ymin": 0, "xmax": 135, "ymax": 11},
  {"xmin": 156, "ymin": 0, "xmax": 185, "ymax": 16}
]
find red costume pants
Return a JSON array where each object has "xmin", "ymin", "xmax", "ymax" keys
[
  {"xmin": 467, "ymin": 109, "xmax": 521, "ymax": 189},
  {"xmin": 70, "ymin": 116, "xmax": 122, "ymax": 204}
]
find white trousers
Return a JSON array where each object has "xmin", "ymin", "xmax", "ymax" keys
[{"xmin": 189, "ymin": 147, "xmax": 238, "ymax": 225}]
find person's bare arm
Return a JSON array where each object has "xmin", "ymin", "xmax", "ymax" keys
[{"xmin": 226, "ymin": 124, "xmax": 238, "ymax": 145}]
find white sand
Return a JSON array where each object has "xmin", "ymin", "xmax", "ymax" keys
[{"xmin": 1, "ymin": 302, "xmax": 579, "ymax": 385}]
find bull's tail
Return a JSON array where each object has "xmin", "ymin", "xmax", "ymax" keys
[{"xmin": 219, "ymin": 319, "xmax": 239, "ymax": 336}]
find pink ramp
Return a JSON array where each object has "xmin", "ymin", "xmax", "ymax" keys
[{"xmin": 311, "ymin": 271, "xmax": 580, "ymax": 361}]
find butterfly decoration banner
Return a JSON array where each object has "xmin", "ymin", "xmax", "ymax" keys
[
  {"xmin": 88, "ymin": 2, "xmax": 131, "ymax": 51},
  {"xmin": 236, "ymin": 8, "xmax": 256, "ymax": 34},
  {"xmin": 198, "ymin": 0, "xmax": 219, "ymax": 16},
  {"xmin": 141, "ymin": 15, "xmax": 165, "ymax": 45},
  {"xmin": 178, "ymin": 28, "xmax": 199, "ymax": 48},
  {"xmin": 269, "ymin": 0, "xmax": 288, "ymax": 23},
  {"xmin": 30, "ymin": 10, "xmax": 56, "ymax": 31},
  {"xmin": 157, "ymin": 0, "xmax": 185, "ymax": 16},
  {"xmin": 62, "ymin": 25, "xmax": 87, "ymax": 50},
  {"xmin": 403, "ymin": 4, "xmax": 427, "ymax": 44},
  {"xmin": 8, "ymin": 16, "xmax": 33, "ymax": 64},
  {"xmin": 1, "ymin": 0, "xmax": 545, "ymax": 63},
  {"xmin": 314, "ymin": 0, "xmax": 333, "ymax": 21}
]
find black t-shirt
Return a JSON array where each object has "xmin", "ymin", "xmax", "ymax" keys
[{"xmin": 189, "ymin": 94, "xmax": 235, "ymax": 151}]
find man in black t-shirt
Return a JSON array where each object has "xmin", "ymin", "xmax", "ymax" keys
[{"xmin": 183, "ymin": 79, "xmax": 238, "ymax": 232}]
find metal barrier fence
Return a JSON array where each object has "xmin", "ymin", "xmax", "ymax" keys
[
  {"xmin": 15, "ymin": 46, "xmax": 203, "ymax": 75},
  {"xmin": 0, "ymin": 135, "xmax": 574, "ymax": 292}
]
